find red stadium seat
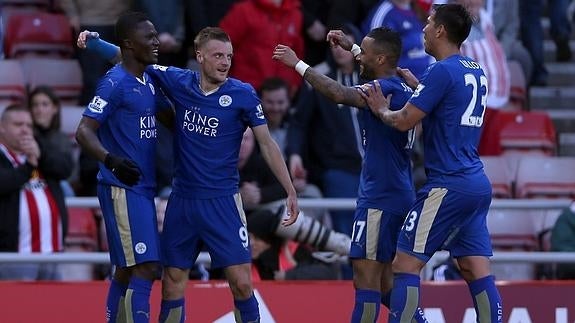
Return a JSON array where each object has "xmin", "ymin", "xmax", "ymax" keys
[
  {"xmin": 65, "ymin": 207, "xmax": 98, "ymax": 251},
  {"xmin": 20, "ymin": 58, "xmax": 83, "ymax": 104},
  {"xmin": 4, "ymin": 12, "xmax": 73, "ymax": 58},
  {"xmin": 515, "ymin": 156, "xmax": 575, "ymax": 198},
  {"xmin": 481, "ymin": 156, "xmax": 513, "ymax": 198},
  {"xmin": 498, "ymin": 111, "xmax": 557, "ymax": 155},
  {"xmin": 0, "ymin": 60, "xmax": 27, "ymax": 104}
]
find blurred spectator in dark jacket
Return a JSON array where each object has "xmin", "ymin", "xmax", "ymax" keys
[{"xmin": 551, "ymin": 201, "xmax": 575, "ymax": 279}]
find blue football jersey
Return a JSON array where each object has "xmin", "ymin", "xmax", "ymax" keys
[
  {"xmin": 146, "ymin": 65, "xmax": 267, "ymax": 198},
  {"xmin": 408, "ymin": 55, "xmax": 491, "ymax": 193},
  {"xmin": 83, "ymin": 64, "xmax": 169, "ymax": 198},
  {"xmin": 356, "ymin": 77, "xmax": 415, "ymax": 214}
]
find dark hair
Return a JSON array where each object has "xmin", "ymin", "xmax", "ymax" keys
[
  {"xmin": 115, "ymin": 11, "xmax": 150, "ymax": 47},
  {"xmin": 194, "ymin": 27, "xmax": 231, "ymax": 51},
  {"xmin": 28, "ymin": 85, "xmax": 61, "ymax": 130},
  {"xmin": 433, "ymin": 4, "xmax": 472, "ymax": 48},
  {"xmin": 259, "ymin": 77, "xmax": 290, "ymax": 95},
  {"xmin": 366, "ymin": 27, "xmax": 403, "ymax": 67},
  {"xmin": 1, "ymin": 103, "xmax": 30, "ymax": 121}
]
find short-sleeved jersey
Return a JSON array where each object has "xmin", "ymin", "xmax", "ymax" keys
[
  {"xmin": 83, "ymin": 64, "xmax": 169, "ymax": 198},
  {"xmin": 356, "ymin": 76, "xmax": 415, "ymax": 213},
  {"xmin": 145, "ymin": 65, "xmax": 267, "ymax": 198},
  {"xmin": 408, "ymin": 54, "xmax": 491, "ymax": 193}
]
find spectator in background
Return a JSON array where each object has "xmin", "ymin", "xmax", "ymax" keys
[
  {"xmin": 0, "ymin": 104, "xmax": 69, "ymax": 280},
  {"xmin": 219, "ymin": 0, "xmax": 305, "ymax": 95},
  {"xmin": 300, "ymin": 0, "xmax": 330, "ymax": 66},
  {"xmin": 550, "ymin": 201, "xmax": 575, "ymax": 279},
  {"xmin": 489, "ymin": 0, "xmax": 533, "ymax": 88},
  {"xmin": 456, "ymin": 0, "xmax": 510, "ymax": 109},
  {"xmin": 361, "ymin": 0, "xmax": 433, "ymax": 79},
  {"xmin": 286, "ymin": 24, "xmax": 363, "ymax": 241},
  {"xmin": 326, "ymin": 0, "xmax": 380, "ymax": 29},
  {"xmin": 187, "ymin": 0, "xmax": 239, "ymax": 38},
  {"xmin": 259, "ymin": 77, "xmax": 292, "ymax": 154},
  {"xmin": 247, "ymin": 209, "xmax": 339, "ymax": 281},
  {"xmin": 28, "ymin": 86, "xmax": 76, "ymax": 197},
  {"xmin": 135, "ymin": 0, "xmax": 187, "ymax": 67},
  {"xmin": 58, "ymin": 0, "xmax": 132, "ymax": 105}
]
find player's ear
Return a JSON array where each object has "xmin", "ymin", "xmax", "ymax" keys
[
  {"xmin": 196, "ymin": 51, "xmax": 203, "ymax": 63},
  {"xmin": 121, "ymin": 38, "xmax": 132, "ymax": 50}
]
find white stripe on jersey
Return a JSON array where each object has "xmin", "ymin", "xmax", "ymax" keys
[
  {"xmin": 19, "ymin": 190, "xmax": 32, "ymax": 253},
  {"xmin": 370, "ymin": 1, "xmax": 394, "ymax": 30}
]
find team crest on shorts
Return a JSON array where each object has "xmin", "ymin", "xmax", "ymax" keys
[
  {"xmin": 135, "ymin": 242, "xmax": 147, "ymax": 254},
  {"xmin": 219, "ymin": 95, "xmax": 232, "ymax": 107}
]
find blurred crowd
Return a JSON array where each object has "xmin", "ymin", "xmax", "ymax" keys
[{"xmin": 0, "ymin": 0, "xmax": 574, "ymax": 282}]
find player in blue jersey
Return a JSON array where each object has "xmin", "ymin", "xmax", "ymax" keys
[
  {"xmin": 273, "ymin": 28, "xmax": 427, "ymax": 323},
  {"xmin": 75, "ymin": 12, "xmax": 171, "ymax": 323},
  {"xmin": 359, "ymin": 4, "xmax": 503, "ymax": 323},
  {"xmin": 78, "ymin": 27, "xmax": 300, "ymax": 323}
]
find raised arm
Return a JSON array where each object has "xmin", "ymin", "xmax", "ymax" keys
[
  {"xmin": 77, "ymin": 30, "xmax": 122, "ymax": 64},
  {"xmin": 272, "ymin": 44, "xmax": 366, "ymax": 108}
]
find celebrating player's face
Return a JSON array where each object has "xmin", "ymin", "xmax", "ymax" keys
[
  {"xmin": 358, "ymin": 37, "xmax": 378, "ymax": 80},
  {"xmin": 198, "ymin": 39, "xmax": 233, "ymax": 85},
  {"xmin": 131, "ymin": 20, "xmax": 160, "ymax": 65}
]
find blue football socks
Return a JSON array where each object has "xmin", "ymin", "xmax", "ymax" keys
[
  {"xmin": 468, "ymin": 275, "xmax": 503, "ymax": 323},
  {"xmin": 351, "ymin": 288, "xmax": 381, "ymax": 323},
  {"xmin": 106, "ymin": 278, "xmax": 128, "ymax": 323},
  {"xmin": 125, "ymin": 277, "xmax": 153, "ymax": 323},
  {"xmin": 388, "ymin": 273, "xmax": 421, "ymax": 323},
  {"xmin": 234, "ymin": 293, "xmax": 260, "ymax": 323},
  {"xmin": 159, "ymin": 298, "xmax": 185, "ymax": 323}
]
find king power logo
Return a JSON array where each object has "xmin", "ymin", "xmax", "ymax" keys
[{"xmin": 213, "ymin": 290, "xmax": 276, "ymax": 323}]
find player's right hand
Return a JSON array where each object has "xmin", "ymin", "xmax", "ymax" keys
[
  {"xmin": 77, "ymin": 30, "xmax": 100, "ymax": 49},
  {"xmin": 104, "ymin": 153, "xmax": 141, "ymax": 186},
  {"xmin": 272, "ymin": 44, "xmax": 300, "ymax": 68}
]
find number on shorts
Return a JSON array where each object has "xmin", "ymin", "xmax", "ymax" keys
[
  {"xmin": 239, "ymin": 226, "xmax": 249, "ymax": 248},
  {"xmin": 403, "ymin": 211, "xmax": 418, "ymax": 232},
  {"xmin": 351, "ymin": 220, "xmax": 366, "ymax": 242}
]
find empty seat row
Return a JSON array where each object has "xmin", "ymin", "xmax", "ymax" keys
[
  {"xmin": 0, "ymin": 58, "xmax": 82, "ymax": 105},
  {"xmin": 482, "ymin": 155, "xmax": 575, "ymax": 199}
]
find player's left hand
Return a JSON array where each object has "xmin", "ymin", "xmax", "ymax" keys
[
  {"xmin": 281, "ymin": 194, "xmax": 299, "ymax": 226},
  {"xmin": 358, "ymin": 81, "xmax": 392, "ymax": 118},
  {"xmin": 272, "ymin": 44, "xmax": 300, "ymax": 68},
  {"xmin": 77, "ymin": 30, "xmax": 100, "ymax": 49}
]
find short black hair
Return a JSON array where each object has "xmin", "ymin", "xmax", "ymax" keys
[
  {"xmin": 259, "ymin": 77, "xmax": 289, "ymax": 95},
  {"xmin": 115, "ymin": 11, "xmax": 150, "ymax": 47},
  {"xmin": 433, "ymin": 4, "xmax": 473, "ymax": 48},
  {"xmin": 194, "ymin": 27, "xmax": 231, "ymax": 51},
  {"xmin": 366, "ymin": 27, "xmax": 403, "ymax": 67}
]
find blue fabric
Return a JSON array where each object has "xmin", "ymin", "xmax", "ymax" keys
[
  {"xmin": 234, "ymin": 293, "xmax": 260, "ymax": 323},
  {"xmin": 468, "ymin": 275, "xmax": 503, "ymax": 323},
  {"xmin": 351, "ymin": 289, "xmax": 381, "ymax": 323},
  {"xmin": 159, "ymin": 298, "xmax": 185, "ymax": 323},
  {"xmin": 127, "ymin": 277, "xmax": 153, "ymax": 323},
  {"xmin": 382, "ymin": 290, "xmax": 428, "ymax": 323},
  {"xmin": 86, "ymin": 37, "xmax": 119, "ymax": 61},
  {"xmin": 106, "ymin": 279, "xmax": 128, "ymax": 323},
  {"xmin": 389, "ymin": 273, "xmax": 420, "ymax": 323}
]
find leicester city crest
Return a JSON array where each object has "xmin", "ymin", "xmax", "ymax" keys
[{"xmin": 219, "ymin": 95, "xmax": 232, "ymax": 107}]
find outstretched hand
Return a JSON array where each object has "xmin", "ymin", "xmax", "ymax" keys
[
  {"xmin": 77, "ymin": 30, "xmax": 100, "ymax": 49},
  {"xmin": 272, "ymin": 44, "xmax": 300, "ymax": 68},
  {"xmin": 326, "ymin": 30, "xmax": 353, "ymax": 51},
  {"xmin": 281, "ymin": 194, "xmax": 299, "ymax": 226},
  {"xmin": 357, "ymin": 81, "xmax": 392, "ymax": 118}
]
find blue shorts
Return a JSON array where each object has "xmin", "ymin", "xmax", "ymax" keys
[
  {"xmin": 161, "ymin": 193, "xmax": 250, "ymax": 269},
  {"xmin": 97, "ymin": 184, "xmax": 160, "ymax": 267},
  {"xmin": 349, "ymin": 207, "xmax": 405, "ymax": 262},
  {"xmin": 397, "ymin": 186, "xmax": 493, "ymax": 262}
]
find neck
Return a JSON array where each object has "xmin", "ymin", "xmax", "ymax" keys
[
  {"xmin": 199, "ymin": 74, "xmax": 225, "ymax": 94},
  {"xmin": 122, "ymin": 59, "xmax": 147, "ymax": 79},
  {"xmin": 434, "ymin": 44, "xmax": 461, "ymax": 61},
  {"xmin": 376, "ymin": 66, "xmax": 397, "ymax": 79}
]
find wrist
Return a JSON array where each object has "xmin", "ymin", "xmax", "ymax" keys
[
  {"xmin": 294, "ymin": 60, "xmax": 310, "ymax": 76},
  {"xmin": 351, "ymin": 44, "xmax": 361, "ymax": 57}
]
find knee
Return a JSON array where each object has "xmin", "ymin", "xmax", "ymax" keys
[
  {"xmin": 131, "ymin": 262, "xmax": 160, "ymax": 281},
  {"xmin": 162, "ymin": 269, "xmax": 188, "ymax": 300},
  {"xmin": 228, "ymin": 276, "xmax": 253, "ymax": 299}
]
